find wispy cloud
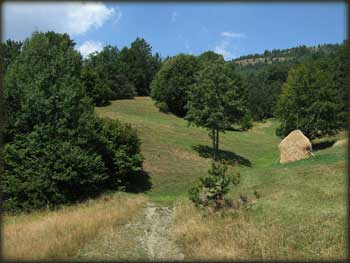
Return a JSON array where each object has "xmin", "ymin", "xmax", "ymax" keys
[
  {"xmin": 78, "ymin": 40, "xmax": 103, "ymax": 58},
  {"xmin": 214, "ymin": 31, "xmax": 246, "ymax": 60},
  {"xmin": 221, "ymin": 31, "xmax": 246, "ymax": 39},
  {"xmin": 3, "ymin": 2, "xmax": 119, "ymax": 40},
  {"xmin": 214, "ymin": 40, "xmax": 233, "ymax": 60},
  {"xmin": 171, "ymin": 11, "xmax": 178, "ymax": 23}
]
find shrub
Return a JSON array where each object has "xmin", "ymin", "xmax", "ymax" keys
[
  {"xmin": 155, "ymin": 101, "xmax": 169, "ymax": 113},
  {"xmin": 2, "ymin": 133, "xmax": 108, "ymax": 212},
  {"xmin": 189, "ymin": 161, "xmax": 240, "ymax": 209},
  {"xmin": 94, "ymin": 118, "xmax": 144, "ymax": 188},
  {"xmin": 2, "ymin": 117, "xmax": 144, "ymax": 212},
  {"xmin": 240, "ymin": 112, "xmax": 253, "ymax": 131}
]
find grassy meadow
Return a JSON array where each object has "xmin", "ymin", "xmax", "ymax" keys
[
  {"xmin": 97, "ymin": 97, "xmax": 347, "ymax": 260},
  {"xmin": 3, "ymin": 96, "xmax": 347, "ymax": 260}
]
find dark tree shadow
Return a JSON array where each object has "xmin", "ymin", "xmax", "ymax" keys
[
  {"xmin": 125, "ymin": 171, "xmax": 152, "ymax": 193},
  {"xmin": 192, "ymin": 145, "xmax": 252, "ymax": 167},
  {"xmin": 95, "ymin": 100, "xmax": 111, "ymax": 107},
  {"xmin": 225, "ymin": 126, "xmax": 241, "ymax": 132},
  {"xmin": 312, "ymin": 140, "xmax": 336, "ymax": 151}
]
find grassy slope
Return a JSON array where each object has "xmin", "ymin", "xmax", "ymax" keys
[
  {"xmin": 96, "ymin": 97, "xmax": 282, "ymax": 202},
  {"xmin": 3, "ymin": 192, "xmax": 147, "ymax": 260},
  {"xmin": 96, "ymin": 97, "xmax": 347, "ymax": 259},
  {"xmin": 3, "ymin": 97, "xmax": 345, "ymax": 260}
]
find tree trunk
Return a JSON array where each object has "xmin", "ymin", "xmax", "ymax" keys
[
  {"xmin": 216, "ymin": 129, "xmax": 219, "ymax": 159},
  {"xmin": 212, "ymin": 129, "xmax": 216, "ymax": 160}
]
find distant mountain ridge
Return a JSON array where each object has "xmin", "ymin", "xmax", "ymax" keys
[{"xmin": 233, "ymin": 43, "xmax": 342, "ymax": 66}]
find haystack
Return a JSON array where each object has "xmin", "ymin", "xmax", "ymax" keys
[
  {"xmin": 279, "ymin": 130, "xmax": 312, "ymax": 164},
  {"xmin": 333, "ymin": 139, "xmax": 348, "ymax": 147}
]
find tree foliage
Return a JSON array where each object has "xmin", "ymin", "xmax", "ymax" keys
[
  {"xmin": 0, "ymin": 39, "xmax": 22, "ymax": 74},
  {"xmin": 119, "ymin": 37, "xmax": 161, "ymax": 96},
  {"xmin": 81, "ymin": 45, "xmax": 136, "ymax": 105},
  {"xmin": 151, "ymin": 54, "xmax": 199, "ymax": 116},
  {"xmin": 276, "ymin": 55, "xmax": 346, "ymax": 139},
  {"xmin": 189, "ymin": 161, "xmax": 240, "ymax": 209},
  {"xmin": 241, "ymin": 63, "xmax": 290, "ymax": 121},
  {"xmin": 185, "ymin": 60, "xmax": 246, "ymax": 159},
  {"xmin": 2, "ymin": 32, "xmax": 143, "ymax": 211},
  {"xmin": 197, "ymin": 51, "xmax": 224, "ymax": 66}
]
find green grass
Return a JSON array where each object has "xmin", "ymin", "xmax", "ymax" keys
[
  {"xmin": 96, "ymin": 97, "xmax": 347, "ymax": 259},
  {"xmin": 96, "ymin": 97, "xmax": 284, "ymax": 202}
]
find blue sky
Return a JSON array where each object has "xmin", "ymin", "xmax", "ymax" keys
[{"xmin": 3, "ymin": 2, "xmax": 346, "ymax": 60}]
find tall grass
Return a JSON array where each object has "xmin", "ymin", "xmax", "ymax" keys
[
  {"xmin": 2, "ymin": 193, "xmax": 146, "ymax": 260},
  {"xmin": 173, "ymin": 200, "xmax": 288, "ymax": 260}
]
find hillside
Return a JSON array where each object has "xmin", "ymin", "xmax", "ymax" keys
[
  {"xmin": 233, "ymin": 43, "xmax": 342, "ymax": 67},
  {"xmin": 4, "ymin": 97, "xmax": 347, "ymax": 260},
  {"xmin": 96, "ymin": 97, "xmax": 347, "ymax": 259}
]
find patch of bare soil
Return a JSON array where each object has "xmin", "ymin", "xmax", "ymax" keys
[{"xmin": 140, "ymin": 203, "xmax": 185, "ymax": 261}]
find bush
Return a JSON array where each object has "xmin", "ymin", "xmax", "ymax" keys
[
  {"xmin": 240, "ymin": 112, "xmax": 253, "ymax": 131},
  {"xmin": 155, "ymin": 101, "xmax": 169, "ymax": 113},
  {"xmin": 2, "ymin": 117, "xmax": 144, "ymax": 212},
  {"xmin": 189, "ymin": 161, "xmax": 240, "ymax": 209},
  {"xmin": 2, "ymin": 133, "xmax": 108, "ymax": 212},
  {"xmin": 94, "ymin": 118, "xmax": 144, "ymax": 188}
]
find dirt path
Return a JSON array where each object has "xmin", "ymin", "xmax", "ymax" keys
[
  {"xmin": 139, "ymin": 202, "xmax": 184, "ymax": 261},
  {"xmin": 76, "ymin": 202, "xmax": 184, "ymax": 261}
]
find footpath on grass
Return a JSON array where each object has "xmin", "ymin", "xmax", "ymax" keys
[{"xmin": 76, "ymin": 202, "xmax": 184, "ymax": 261}]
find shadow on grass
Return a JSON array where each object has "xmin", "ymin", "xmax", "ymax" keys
[
  {"xmin": 225, "ymin": 126, "xmax": 241, "ymax": 132},
  {"xmin": 125, "ymin": 171, "xmax": 152, "ymax": 193},
  {"xmin": 312, "ymin": 140, "xmax": 336, "ymax": 151},
  {"xmin": 95, "ymin": 101, "xmax": 111, "ymax": 107},
  {"xmin": 192, "ymin": 145, "xmax": 252, "ymax": 167}
]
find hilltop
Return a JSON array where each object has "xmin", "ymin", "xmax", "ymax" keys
[{"xmin": 233, "ymin": 43, "xmax": 342, "ymax": 66}]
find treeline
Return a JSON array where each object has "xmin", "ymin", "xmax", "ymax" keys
[
  {"xmin": 234, "ymin": 43, "xmax": 342, "ymax": 64},
  {"xmin": 235, "ymin": 42, "xmax": 347, "ymax": 138},
  {"xmin": 150, "ymin": 43, "xmax": 347, "ymax": 139},
  {"xmin": 82, "ymin": 39, "xmax": 161, "ymax": 105},
  {"xmin": 0, "ymin": 32, "xmax": 151, "ymax": 212}
]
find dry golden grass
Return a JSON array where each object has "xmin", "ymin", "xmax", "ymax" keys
[
  {"xmin": 173, "ymin": 200, "xmax": 289, "ymax": 260},
  {"xmin": 2, "ymin": 193, "xmax": 147, "ymax": 260}
]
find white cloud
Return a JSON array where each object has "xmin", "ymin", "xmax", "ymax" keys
[
  {"xmin": 78, "ymin": 40, "xmax": 103, "ymax": 58},
  {"xmin": 171, "ymin": 11, "xmax": 178, "ymax": 23},
  {"xmin": 214, "ymin": 40, "xmax": 233, "ymax": 60},
  {"xmin": 3, "ymin": 2, "xmax": 119, "ymax": 40},
  {"xmin": 221, "ymin": 32, "xmax": 246, "ymax": 39}
]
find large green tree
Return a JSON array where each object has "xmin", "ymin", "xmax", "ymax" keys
[
  {"xmin": 185, "ymin": 61, "xmax": 246, "ymax": 159},
  {"xmin": 150, "ymin": 54, "xmax": 199, "ymax": 116},
  {"xmin": 119, "ymin": 38, "xmax": 161, "ymax": 96},
  {"xmin": 2, "ymin": 32, "xmax": 143, "ymax": 211},
  {"xmin": 197, "ymin": 51, "xmax": 224, "ymax": 66},
  {"xmin": 276, "ymin": 56, "xmax": 345, "ymax": 139},
  {"xmin": 81, "ymin": 45, "xmax": 136, "ymax": 105}
]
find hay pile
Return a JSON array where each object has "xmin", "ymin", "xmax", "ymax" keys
[
  {"xmin": 279, "ymin": 130, "xmax": 312, "ymax": 164},
  {"xmin": 333, "ymin": 139, "xmax": 348, "ymax": 147}
]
